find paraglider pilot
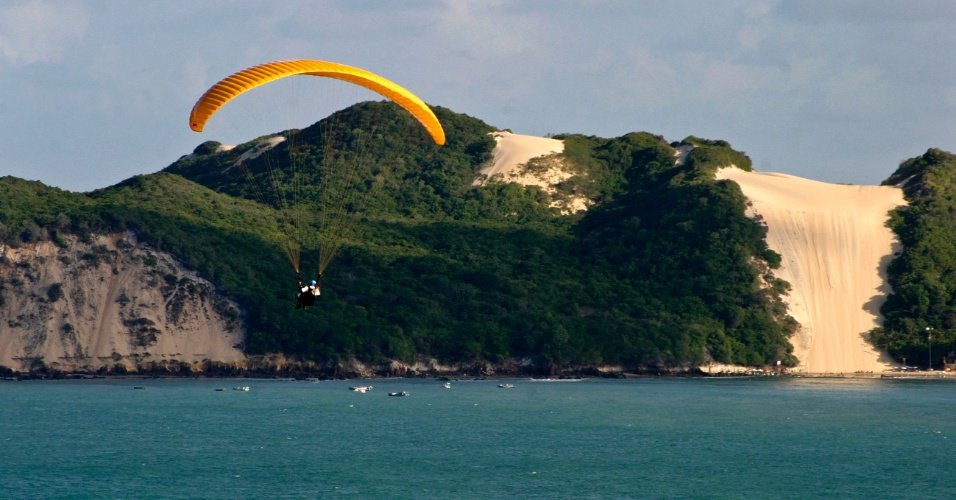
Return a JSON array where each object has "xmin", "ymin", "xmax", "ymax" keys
[{"xmin": 295, "ymin": 272, "xmax": 321, "ymax": 309}]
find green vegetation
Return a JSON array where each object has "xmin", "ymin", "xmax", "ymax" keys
[
  {"xmin": 869, "ymin": 149, "xmax": 956, "ymax": 368},
  {"xmin": 566, "ymin": 133, "xmax": 794, "ymax": 366},
  {"xmin": 0, "ymin": 177, "xmax": 94, "ymax": 244},
  {"xmin": 678, "ymin": 136, "xmax": 753, "ymax": 179},
  {"xmin": 1, "ymin": 102, "xmax": 797, "ymax": 370}
]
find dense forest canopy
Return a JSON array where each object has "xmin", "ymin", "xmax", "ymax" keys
[
  {"xmin": 871, "ymin": 149, "xmax": 956, "ymax": 368},
  {"xmin": 5, "ymin": 101, "xmax": 883, "ymax": 371}
]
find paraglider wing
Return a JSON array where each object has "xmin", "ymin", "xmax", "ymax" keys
[{"xmin": 189, "ymin": 59, "xmax": 445, "ymax": 145}]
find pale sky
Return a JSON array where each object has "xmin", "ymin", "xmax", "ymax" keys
[{"xmin": 2, "ymin": 0, "xmax": 955, "ymax": 192}]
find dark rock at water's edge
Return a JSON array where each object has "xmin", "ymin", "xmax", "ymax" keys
[{"xmin": 1, "ymin": 356, "xmax": 774, "ymax": 380}]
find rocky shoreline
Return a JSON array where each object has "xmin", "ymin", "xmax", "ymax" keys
[
  {"xmin": 10, "ymin": 354, "xmax": 947, "ymax": 381},
  {"xmin": 0, "ymin": 355, "xmax": 737, "ymax": 381}
]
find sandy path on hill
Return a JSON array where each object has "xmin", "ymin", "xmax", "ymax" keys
[{"xmin": 715, "ymin": 168, "xmax": 906, "ymax": 374}]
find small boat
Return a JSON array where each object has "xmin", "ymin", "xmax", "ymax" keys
[
  {"xmin": 442, "ymin": 382, "xmax": 452, "ymax": 389},
  {"xmin": 498, "ymin": 383, "xmax": 515, "ymax": 389},
  {"xmin": 388, "ymin": 391, "xmax": 409, "ymax": 397},
  {"xmin": 233, "ymin": 386, "xmax": 250, "ymax": 392},
  {"xmin": 132, "ymin": 386, "xmax": 146, "ymax": 390},
  {"xmin": 214, "ymin": 388, "xmax": 225, "ymax": 392},
  {"xmin": 349, "ymin": 385, "xmax": 373, "ymax": 393}
]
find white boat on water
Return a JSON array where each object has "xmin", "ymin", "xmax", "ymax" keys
[
  {"xmin": 498, "ymin": 383, "xmax": 515, "ymax": 389},
  {"xmin": 350, "ymin": 385, "xmax": 373, "ymax": 393},
  {"xmin": 233, "ymin": 386, "xmax": 250, "ymax": 392},
  {"xmin": 388, "ymin": 391, "xmax": 409, "ymax": 397},
  {"xmin": 442, "ymin": 382, "xmax": 452, "ymax": 389}
]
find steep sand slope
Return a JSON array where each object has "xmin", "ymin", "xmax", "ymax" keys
[
  {"xmin": 715, "ymin": 168, "xmax": 906, "ymax": 373},
  {"xmin": 0, "ymin": 233, "xmax": 245, "ymax": 372}
]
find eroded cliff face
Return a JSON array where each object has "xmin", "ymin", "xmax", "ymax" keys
[{"xmin": 0, "ymin": 233, "xmax": 246, "ymax": 373}]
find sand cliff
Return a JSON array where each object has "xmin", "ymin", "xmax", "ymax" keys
[{"xmin": 0, "ymin": 232, "xmax": 245, "ymax": 373}]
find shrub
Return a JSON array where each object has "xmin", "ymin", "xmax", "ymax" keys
[{"xmin": 47, "ymin": 283, "xmax": 63, "ymax": 303}]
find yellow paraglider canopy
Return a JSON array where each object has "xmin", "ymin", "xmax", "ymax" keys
[{"xmin": 189, "ymin": 59, "xmax": 445, "ymax": 145}]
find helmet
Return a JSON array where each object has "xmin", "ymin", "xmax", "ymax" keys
[{"xmin": 309, "ymin": 280, "xmax": 317, "ymax": 286}]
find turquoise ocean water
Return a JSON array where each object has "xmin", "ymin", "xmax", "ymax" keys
[{"xmin": 1, "ymin": 377, "xmax": 954, "ymax": 499}]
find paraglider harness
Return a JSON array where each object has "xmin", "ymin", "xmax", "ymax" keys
[{"xmin": 295, "ymin": 272, "xmax": 322, "ymax": 309}]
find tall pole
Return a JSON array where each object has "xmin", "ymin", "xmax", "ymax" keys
[{"xmin": 926, "ymin": 327, "xmax": 934, "ymax": 371}]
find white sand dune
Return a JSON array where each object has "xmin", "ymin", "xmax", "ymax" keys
[
  {"xmin": 474, "ymin": 131, "xmax": 589, "ymax": 213},
  {"xmin": 716, "ymin": 167, "xmax": 906, "ymax": 373},
  {"xmin": 476, "ymin": 131, "xmax": 564, "ymax": 180}
]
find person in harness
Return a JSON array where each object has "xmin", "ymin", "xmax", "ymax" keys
[{"xmin": 295, "ymin": 273, "xmax": 321, "ymax": 309}]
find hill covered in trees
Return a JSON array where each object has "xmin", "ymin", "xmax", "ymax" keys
[
  {"xmin": 0, "ymin": 102, "xmax": 860, "ymax": 374},
  {"xmin": 870, "ymin": 149, "xmax": 956, "ymax": 368}
]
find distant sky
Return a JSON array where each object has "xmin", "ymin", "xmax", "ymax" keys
[{"xmin": 2, "ymin": 0, "xmax": 955, "ymax": 191}]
